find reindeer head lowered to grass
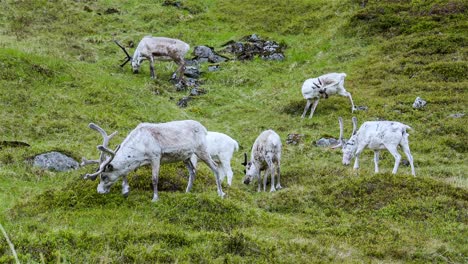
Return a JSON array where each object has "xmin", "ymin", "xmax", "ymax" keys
[
  {"xmin": 114, "ymin": 36, "xmax": 190, "ymax": 80},
  {"xmin": 81, "ymin": 121, "xmax": 225, "ymax": 201}
]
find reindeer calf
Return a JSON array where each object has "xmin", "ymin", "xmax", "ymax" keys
[
  {"xmin": 242, "ymin": 130, "xmax": 282, "ymax": 192},
  {"xmin": 190, "ymin": 131, "xmax": 239, "ymax": 186}
]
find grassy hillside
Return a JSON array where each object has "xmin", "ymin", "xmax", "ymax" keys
[{"xmin": 0, "ymin": 0, "xmax": 467, "ymax": 262}]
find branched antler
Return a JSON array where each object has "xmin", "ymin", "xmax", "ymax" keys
[
  {"xmin": 114, "ymin": 40, "xmax": 132, "ymax": 67},
  {"xmin": 82, "ymin": 123, "xmax": 119, "ymax": 180}
]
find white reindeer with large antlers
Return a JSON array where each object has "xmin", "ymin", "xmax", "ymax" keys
[
  {"xmin": 333, "ymin": 117, "xmax": 415, "ymax": 176},
  {"xmin": 301, "ymin": 72, "xmax": 356, "ymax": 119},
  {"xmin": 115, "ymin": 36, "xmax": 190, "ymax": 80},
  {"xmin": 82, "ymin": 121, "xmax": 225, "ymax": 201}
]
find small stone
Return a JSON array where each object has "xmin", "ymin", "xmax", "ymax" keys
[
  {"xmin": 355, "ymin": 105, "xmax": 368, "ymax": 111},
  {"xmin": 104, "ymin": 7, "xmax": 120, "ymax": 15},
  {"xmin": 177, "ymin": 97, "xmax": 191, "ymax": 108},
  {"xmin": 190, "ymin": 88, "xmax": 206, "ymax": 96},
  {"xmin": 183, "ymin": 66, "xmax": 200, "ymax": 78},
  {"xmin": 208, "ymin": 65, "xmax": 220, "ymax": 72},
  {"xmin": 448, "ymin": 113, "xmax": 464, "ymax": 118},
  {"xmin": 316, "ymin": 138, "xmax": 340, "ymax": 147},
  {"xmin": 286, "ymin": 134, "xmax": 304, "ymax": 145},
  {"xmin": 412, "ymin": 97, "xmax": 427, "ymax": 109}
]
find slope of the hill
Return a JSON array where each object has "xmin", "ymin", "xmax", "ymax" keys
[{"xmin": 0, "ymin": 0, "xmax": 466, "ymax": 262}]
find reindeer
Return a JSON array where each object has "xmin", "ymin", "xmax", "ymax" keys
[
  {"xmin": 333, "ymin": 117, "xmax": 415, "ymax": 176},
  {"xmin": 242, "ymin": 130, "xmax": 282, "ymax": 192},
  {"xmin": 81, "ymin": 121, "xmax": 225, "ymax": 201},
  {"xmin": 115, "ymin": 36, "xmax": 190, "ymax": 80},
  {"xmin": 190, "ymin": 131, "xmax": 239, "ymax": 186},
  {"xmin": 301, "ymin": 72, "xmax": 356, "ymax": 119}
]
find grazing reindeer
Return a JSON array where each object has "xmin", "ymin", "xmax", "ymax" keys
[
  {"xmin": 301, "ymin": 72, "xmax": 356, "ymax": 119},
  {"xmin": 242, "ymin": 130, "xmax": 282, "ymax": 192},
  {"xmin": 333, "ymin": 117, "xmax": 415, "ymax": 176},
  {"xmin": 115, "ymin": 36, "xmax": 190, "ymax": 80},
  {"xmin": 190, "ymin": 131, "xmax": 239, "ymax": 186},
  {"xmin": 82, "ymin": 121, "xmax": 225, "ymax": 201}
]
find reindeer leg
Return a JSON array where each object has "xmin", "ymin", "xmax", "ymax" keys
[
  {"xmin": 309, "ymin": 99, "xmax": 320, "ymax": 119},
  {"xmin": 184, "ymin": 159, "xmax": 196, "ymax": 193},
  {"xmin": 400, "ymin": 139, "xmax": 415, "ymax": 176},
  {"xmin": 257, "ymin": 171, "xmax": 262, "ymax": 192},
  {"xmin": 265, "ymin": 156, "xmax": 276, "ymax": 192},
  {"xmin": 198, "ymin": 151, "xmax": 225, "ymax": 198},
  {"xmin": 374, "ymin": 150, "xmax": 380, "ymax": 173},
  {"xmin": 122, "ymin": 175, "xmax": 130, "ymax": 197},
  {"xmin": 225, "ymin": 159, "xmax": 234, "ymax": 186},
  {"xmin": 353, "ymin": 145, "xmax": 365, "ymax": 170},
  {"xmin": 270, "ymin": 164, "xmax": 276, "ymax": 193},
  {"xmin": 151, "ymin": 159, "xmax": 161, "ymax": 202},
  {"xmin": 385, "ymin": 144, "xmax": 401, "ymax": 174},
  {"xmin": 301, "ymin": 99, "xmax": 312, "ymax": 118},
  {"xmin": 275, "ymin": 162, "xmax": 282, "ymax": 190},
  {"xmin": 174, "ymin": 57, "xmax": 186, "ymax": 84},
  {"xmin": 339, "ymin": 90, "xmax": 356, "ymax": 113},
  {"xmin": 149, "ymin": 56, "xmax": 156, "ymax": 79}
]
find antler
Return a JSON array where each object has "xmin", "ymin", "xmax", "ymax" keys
[
  {"xmin": 83, "ymin": 144, "xmax": 120, "ymax": 180},
  {"xmin": 331, "ymin": 117, "xmax": 344, "ymax": 149},
  {"xmin": 241, "ymin": 153, "xmax": 247, "ymax": 166},
  {"xmin": 114, "ymin": 40, "xmax": 132, "ymax": 67},
  {"xmin": 81, "ymin": 157, "xmax": 100, "ymax": 166},
  {"xmin": 351, "ymin": 116, "xmax": 358, "ymax": 136},
  {"xmin": 82, "ymin": 123, "xmax": 119, "ymax": 180},
  {"xmin": 88, "ymin": 123, "xmax": 117, "ymax": 150}
]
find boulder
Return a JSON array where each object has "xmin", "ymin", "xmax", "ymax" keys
[{"xmin": 33, "ymin": 151, "xmax": 79, "ymax": 172}]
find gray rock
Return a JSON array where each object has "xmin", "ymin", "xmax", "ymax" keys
[
  {"xmin": 190, "ymin": 88, "xmax": 206, "ymax": 96},
  {"xmin": 177, "ymin": 97, "xmax": 191, "ymax": 108},
  {"xmin": 193, "ymin": 46, "xmax": 215, "ymax": 59},
  {"xmin": 448, "ymin": 113, "xmax": 464, "ymax": 118},
  {"xmin": 355, "ymin": 105, "xmax": 368, "ymax": 111},
  {"xmin": 262, "ymin": 53, "xmax": 285, "ymax": 61},
  {"xmin": 247, "ymin": 34, "xmax": 260, "ymax": 42},
  {"xmin": 413, "ymin": 97, "xmax": 427, "ymax": 109},
  {"xmin": 316, "ymin": 138, "xmax": 340, "ymax": 147},
  {"xmin": 209, "ymin": 54, "xmax": 228, "ymax": 63},
  {"xmin": 33, "ymin": 151, "xmax": 79, "ymax": 172},
  {"xmin": 184, "ymin": 66, "xmax": 200, "ymax": 78},
  {"xmin": 401, "ymin": 159, "xmax": 410, "ymax": 166},
  {"xmin": 208, "ymin": 65, "xmax": 220, "ymax": 72},
  {"xmin": 286, "ymin": 133, "xmax": 304, "ymax": 145}
]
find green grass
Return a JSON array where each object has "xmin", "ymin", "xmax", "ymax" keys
[{"xmin": 0, "ymin": 0, "xmax": 467, "ymax": 262}]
